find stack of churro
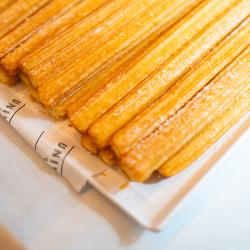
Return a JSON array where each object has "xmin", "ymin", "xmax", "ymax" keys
[{"xmin": 0, "ymin": 0, "xmax": 249, "ymax": 182}]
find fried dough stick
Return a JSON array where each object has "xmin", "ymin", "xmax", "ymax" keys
[
  {"xmin": 0, "ymin": 0, "xmax": 50, "ymax": 39},
  {"xmin": 49, "ymin": 0, "xmax": 205, "ymax": 119},
  {"xmin": 0, "ymin": 0, "xmax": 108, "ymax": 78},
  {"xmin": 22, "ymin": 0, "xmax": 154, "ymax": 86},
  {"xmin": 88, "ymin": 0, "xmax": 249, "ymax": 148},
  {"xmin": 20, "ymin": 0, "xmax": 132, "ymax": 76},
  {"xmin": 0, "ymin": 0, "xmax": 78, "ymax": 58},
  {"xmin": 78, "ymin": 0, "xmax": 229, "ymax": 154},
  {"xmin": 99, "ymin": 148, "xmax": 118, "ymax": 166},
  {"xmin": 0, "ymin": 0, "xmax": 81, "ymax": 85},
  {"xmin": 94, "ymin": 84, "xmax": 250, "ymax": 166},
  {"xmin": 120, "ymin": 49, "xmax": 250, "ymax": 182},
  {"xmin": 0, "ymin": 0, "xmax": 16, "ymax": 13},
  {"xmin": 112, "ymin": 19, "xmax": 250, "ymax": 157},
  {"xmin": 21, "ymin": 0, "xmax": 157, "ymax": 101},
  {"xmin": 0, "ymin": 66, "xmax": 14, "ymax": 84},
  {"xmin": 68, "ymin": 0, "xmax": 240, "ymax": 134},
  {"xmin": 81, "ymin": 134, "xmax": 100, "ymax": 155},
  {"xmin": 0, "ymin": 0, "xmax": 50, "ymax": 84},
  {"xmin": 79, "ymin": 22, "xmax": 184, "ymax": 154},
  {"xmin": 25, "ymin": 27, "xmax": 160, "ymax": 109},
  {"xmin": 37, "ymin": 0, "xmax": 202, "ymax": 108},
  {"xmin": 85, "ymin": 21, "xmax": 249, "ymax": 161},
  {"xmin": 159, "ymin": 90, "xmax": 250, "ymax": 177}
]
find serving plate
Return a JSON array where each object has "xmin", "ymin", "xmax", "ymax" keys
[{"xmin": 0, "ymin": 83, "xmax": 249, "ymax": 231}]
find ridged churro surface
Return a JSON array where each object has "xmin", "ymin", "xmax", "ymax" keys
[
  {"xmin": 0, "ymin": 0, "xmax": 107, "ymax": 76},
  {"xmin": 0, "ymin": 0, "xmax": 15, "ymax": 13},
  {"xmin": 0, "ymin": 0, "xmax": 249, "ymax": 182},
  {"xmin": 69, "ymin": 0, "xmax": 239, "ymax": 132}
]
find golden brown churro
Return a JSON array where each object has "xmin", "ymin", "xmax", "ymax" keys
[
  {"xmin": 0, "ymin": 0, "xmax": 108, "ymax": 77},
  {"xmin": 31, "ymin": 31, "xmax": 161, "ymax": 108},
  {"xmin": 81, "ymin": 134, "xmax": 99, "ymax": 155},
  {"xmin": 0, "ymin": 0, "xmax": 15, "ymax": 13},
  {"xmin": 0, "ymin": 66, "xmax": 15, "ymax": 84},
  {"xmin": 22, "ymin": 0, "xmax": 153, "ymax": 85},
  {"xmin": 0, "ymin": 0, "xmax": 76, "ymax": 59},
  {"xmin": 36, "ymin": 0, "xmax": 202, "ymax": 108},
  {"xmin": 0, "ymin": 0, "xmax": 248, "ymax": 182},
  {"xmin": 111, "ymin": 18, "xmax": 250, "ymax": 157},
  {"xmin": 0, "ymin": 0, "xmax": 50, "ymax": 39},
  {"xmin": 68, "ymin": 0, "xmax": 241, "ymax": 134},
  {"xmin": 49, "ymin": 27, "xmax": 168, "ymax": 119},
  {"xmin": 20, "ymin": 0, "xmax": 156, "ymax": 102},
  {"xmin": 159, "ymin": 89, "xmax": 250, "ymax": 177},
  {"xmin": 99, "ymin": 148, "xmax": 118, "ymax": 166},
  {"xmin": 88, "ymin": 0, "xmax": 249, "ymax": 148},
  {"xmin": 49, "ymin": 0, "xmax": 204, "ymax": 119},
  {"xmin": 19, "ymin": 0, "xmax": 132, "ymax": 78},
  {"xmin": 120, "ymin": 49, "xmax": 249, "ymax": 182},
  {"xmin": 0, "ymin": 0, "xmax": 82, "ymax": 86}
]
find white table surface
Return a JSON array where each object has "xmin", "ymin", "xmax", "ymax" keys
[{"xmin": 0, "ymin": 116, "xmax": 250, "ymax": 250}]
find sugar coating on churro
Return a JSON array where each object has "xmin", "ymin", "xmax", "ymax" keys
[
  {"xmin": 37, "ymin": 0, "xmax": 201, "ymax": 107},
  {"xmin": 0, "ymin": 0, "xmax": 15, "ymax": 13},
  {"xmin": 0, "ymin": 0, "xmax": 107, "ymax": 76},
  {"xmin": 0, "ymin": 0, "xmax": 249, "ymax": 182},
  {"xmin": 69, "ymin": 0, "xmax": 235, "ymax": 133},
  {"xmin": 111, "ymin": 18, "xmax": 250, "ymax": 157},
  {"xmin": 120, "ymin": 49, "xmax": 249, "ymax": 181},
  {"xmin": 88, "ymin": 0, "xmax": 249, "ymax": 149},
  {"xmin": 0, "ymin": 0, "xmax": 50, "ymax": 40},
  {"xmin": 159, "ymin": 89, "xmax": 250, "ymax": 176}
]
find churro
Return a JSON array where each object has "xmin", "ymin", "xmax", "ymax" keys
[
  {"xmin": 37, "ymin": 0, "xmax": 202, "ymax": 108},
  {"xmin": 48, "ymin": 0, "xmax": 204, "ymax": 119},
  {"xmin": 49, "ymin": 28, "xmax": 166, "ymax": 119},
  {"xmin": 112, "ymin": 18, "xmax": 250, "ymax": 157},
  {"xmin": 20, "ymin": 0, "xmax": 131, "ymax": 76},
  {"xmin": 0, "ymin": 0, "xmax": 15, "ymax": 13},
  {"xmin": 81, "ymin": 134, "xmax": 99, "ymax": 155},
  {"xmin": 0, "ymin": 0, "xmax": 50, "ymax": 39},
  {"xmin": 69, "ymin": 0, "xmax": 241, "ymax": 134},
  {"xmin": 0, "ymin": 0, "xmax": 107, "ymax": 78},
  {"xmin": 88, "ymin": 0, "xmax": 249, "ymax": 148},
  {"xmin": 120, "ymin": 49, "xmax": 249, "ymax": 182},
  {"xmin": 0, "ymin": 0, "xmax": 248, "ymax": 182},
  {"xmin": 159, "ymin": 89, "xmax": 250, "ymax": 177},
  {"xmin": 23, "ymin": 0, "xmax": 154, "ymax": 86},
  {"xmin": 99, "ymin": 148, "xmax": 118, "ymax": 166}
]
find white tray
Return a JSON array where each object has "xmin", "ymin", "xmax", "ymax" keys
[{"xmin": 0, "ymin": 83, "xmax": 249, "ymax": 231}]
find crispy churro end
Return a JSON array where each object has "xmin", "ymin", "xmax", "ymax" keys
[
  {"xmin": 88, "ymin": 127, "xmax": 109, "ymax": 149},
  {"xmin": 158, "ymin": 167, "xmax": 179, "ymax": 177},
  {"xmin": 99, "ymin": 148, "xmax": 118, "ymax": 166},
  {"xmin": 81, "ymin": 134, "xmax": 99, "ymax": 155},
  {"xmin": 110, "ymin": 131, "xmax": 131, "ymax": 159},
  {"xmin": 69, "ymin": 110, "xmax": 91, "ymax": 134},
  {"xmin": 0, "ymin": 65, "xmax": 17, "ymax": 85},
  {"xmin": 120, "ymin": 158, "xmax": 153, "ymax": 183},
  {"xmin": 1, "ymin": 55, "xmax": 19, "ymax": 76},
  {"xmin": 19, "ymin": 59, "xmax": 29, "ymax": 75},
  {"xmin": 47, "ymin": 105, "xmax": 68, "ymax": 120},
  {"xmin": 19, "ymin": 73, "xmax": 41, "ymax": 102}
]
